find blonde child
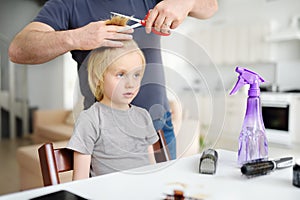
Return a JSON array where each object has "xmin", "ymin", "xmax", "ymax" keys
[{"xmin": 67, "ymin": 17, "xmax": 158, "ymax": 180}]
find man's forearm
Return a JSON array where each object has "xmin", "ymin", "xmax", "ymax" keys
[
  {"xmin": 189, "ymin": 0, "xmax": 218, "ymax": 19},
  {"xmin": 9, "ymin": 27, "xmax": 74, "ymax": 64}
]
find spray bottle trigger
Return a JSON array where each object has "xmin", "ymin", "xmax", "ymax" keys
[
  {"xmin": 230, "ymin": 66, "xmax": 265, "ymax": 96},
  {"xmin": 230, "ymin": 77, "xmax": 246, "ymax": 95}
]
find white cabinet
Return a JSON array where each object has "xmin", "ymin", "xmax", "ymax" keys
[
  {"xmin": 192, "ymin": 24, "xmax": 273, "ymax": 65},
  {"xmin": 176, "ymin": 92, "xmax": 247, "ymax": 153},
  {"xmin": 175, "ymin": 0, "xmax": 300, "ymax": 65},
  {"xmin": 222, "ymin": 94, "xmax": 246, "ymax": 139},
  {"xmin": 198, "ymin": 93, "xmax": 246, "ymax": 141}
]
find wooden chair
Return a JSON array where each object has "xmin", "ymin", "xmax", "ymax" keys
[
  {"xmin": 153, "ymin": 129, "xmax": 171, "ymax": 163},
  {"xmin": 38, "ymin": 143, "xmax": 74, "ymax": 186}
]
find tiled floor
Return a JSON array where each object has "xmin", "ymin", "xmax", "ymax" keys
[{"xmin": 0, "ymin": 136, "xmax": 34, "ymax": 196}]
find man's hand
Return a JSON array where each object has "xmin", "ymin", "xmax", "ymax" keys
[
  {"xmin": 145, "ymin": 0, "xmax": 192, "ymax": 34},
  {"xmin": 145, "ymin": 0, "xmax": 218, "ymax": 34},
  {"xmin": 71, "ymin": 21, "xmax": 133, "ymax": 50}
]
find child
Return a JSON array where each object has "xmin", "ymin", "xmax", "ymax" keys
[{"xmin": 67, "ymin": 17, "xmax": 159, "ymax": 180}]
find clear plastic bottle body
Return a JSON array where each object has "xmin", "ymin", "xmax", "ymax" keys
[{"xmin": 238, "ymin": 96, "xmax": 268, "ymax": 165}]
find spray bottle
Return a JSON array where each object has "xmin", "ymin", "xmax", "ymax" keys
[{"xmin": 230, "ymin": 67, "xmax": 268, "ymax": 165}]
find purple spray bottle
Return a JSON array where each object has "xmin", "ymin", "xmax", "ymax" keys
[{"xmin": 230, "ymin": 67, "xmax": 268, "ymax": 165}]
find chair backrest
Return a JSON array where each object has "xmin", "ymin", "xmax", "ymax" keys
[
  {"xmin": 38, "ymin": 143, "xmax": 74, "ymax": 186},
  {"xmin": 153, "ymin": 129, "xmax": 171, "ymax": 162}
]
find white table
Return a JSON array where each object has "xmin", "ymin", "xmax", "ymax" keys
[{"xmin": 1, "ymin": 149, "xmax": 299, "ymax": 200}]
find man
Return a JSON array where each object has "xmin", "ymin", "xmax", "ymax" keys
[{"xmin": 9, "ymin": 0, "xmax": 218, "ymax": 160}]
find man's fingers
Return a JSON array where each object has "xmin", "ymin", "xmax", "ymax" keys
[
  {"xmin": 105, "ymin": 32, "xmax": 133, "ymax": 41},
  {"xmin": 145, "ymin": 9, "xmax": 157, "ymax": 34},
  {"xmin": 163, "ymin": 18, "xmax": 172, "ymax": 28},
  {"xmin": 101, "ymin": 39, "xmax": 124, "ymax": 48},
  {"xmin": 153, "ymin": 15, "xmax": 165, "ymax": 32},
  {"xmin": 144, "ymin": 9, "xmax": 173, "ymax": 34}
]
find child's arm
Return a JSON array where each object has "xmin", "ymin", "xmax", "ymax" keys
[
  {"xmin": 148, "ymin": 145, "xmax": 156, "ymax": 164},
  {"xmin": 72, "ymin": 151, "xmax": 91, "ymax": 180}
]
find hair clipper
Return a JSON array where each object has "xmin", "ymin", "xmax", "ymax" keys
[{"xmin": 199, "ymin": 149, "xmax": 218, "ymax": 174}]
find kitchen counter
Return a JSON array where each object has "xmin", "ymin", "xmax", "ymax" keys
[{"xmin": 215, "ymin": 136, "xmax": 300, "ymax": 159}]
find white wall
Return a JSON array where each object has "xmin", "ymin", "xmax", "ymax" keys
[
  {"xmin": 0, "ymin": 0, "xmax": 77, "ymax": 110},
  {"xmin": 27, "ymin": 53, "xmax": 77, "ymax": 110},
  {"xmin": 0, "ymin": 0, "xmax": 40, "ymax": 41},
  {"xmin": 162, "ymin": 0, "xmax": 300, "ymax": 94},
  {"xmin": 0, "ymin": 0, "xmax": 40, "ymax": 97}
]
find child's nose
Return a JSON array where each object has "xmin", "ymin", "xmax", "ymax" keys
[{"xmin": 125, "ymin": 77, "xmax": 136, "ymax": 88}]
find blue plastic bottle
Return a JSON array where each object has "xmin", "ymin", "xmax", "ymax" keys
[{"xmin": 230, "ymin": 67, "xmax": 268, "ymax": 165}]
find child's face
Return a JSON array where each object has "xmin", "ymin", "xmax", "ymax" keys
[{"xmin": 101, "ymin": 52, "xmax": 144, "ymax": 109}]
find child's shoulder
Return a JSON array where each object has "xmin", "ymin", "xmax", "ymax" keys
[{"xmin": 78, "ymin": 102, "xmax": 101, "ymax": 118}]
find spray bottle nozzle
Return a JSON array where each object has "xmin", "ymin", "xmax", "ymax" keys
[{"xmin": 230, "ymin": 67, "xmax": 265, "ymax": 97}]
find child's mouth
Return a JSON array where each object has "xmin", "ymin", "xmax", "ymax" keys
[{"xmin": 123, "ymin": 92, "xmax": 134, "ymax": 98}]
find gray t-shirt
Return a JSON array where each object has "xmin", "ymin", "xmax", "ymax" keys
[{"xmin": 67, "ymin": 102, "xmax": 159, "ymax": 176}]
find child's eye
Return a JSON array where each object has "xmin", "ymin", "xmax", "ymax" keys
[
  {"xmin": 116, "ymin": 73, "xmax": 124, "ymax": 78},
  {"xmin": 134, "ymin": 73, "xmax": 141, "ymax": 78}
]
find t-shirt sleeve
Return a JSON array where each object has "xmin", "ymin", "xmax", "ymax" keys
[
  {"xmin": 33, "ymin": 0, "xmax": 70, "ymax": 30},
  {"xmin": 143, "ymin": 110, "xmax": 159, "ymax": 145},
  {"xmin": 147, "ymin": 133, "xmax": 159, "ymax": 145},
  {"xmin": 67, "ymin": 111, "xmax": 99, "ymax": 155}
]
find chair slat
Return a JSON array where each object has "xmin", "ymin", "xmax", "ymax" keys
[{"xmin": 38, "ymin": 143, "xmax": 74, "ymax": 186}]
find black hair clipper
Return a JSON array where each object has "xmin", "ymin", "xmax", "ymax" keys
[{"xmin": 199, "ymin": 149, "xmax": 218, "ymax": 174}]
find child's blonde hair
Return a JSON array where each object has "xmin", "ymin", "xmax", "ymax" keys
[{"xmin": 88, "ymin": 16, "xmax": 145, "ymax": 101}]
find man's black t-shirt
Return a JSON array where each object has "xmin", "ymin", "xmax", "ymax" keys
[{"xmin": 34, "ymin": 0, "xmax": 169, "ymax": 120}]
